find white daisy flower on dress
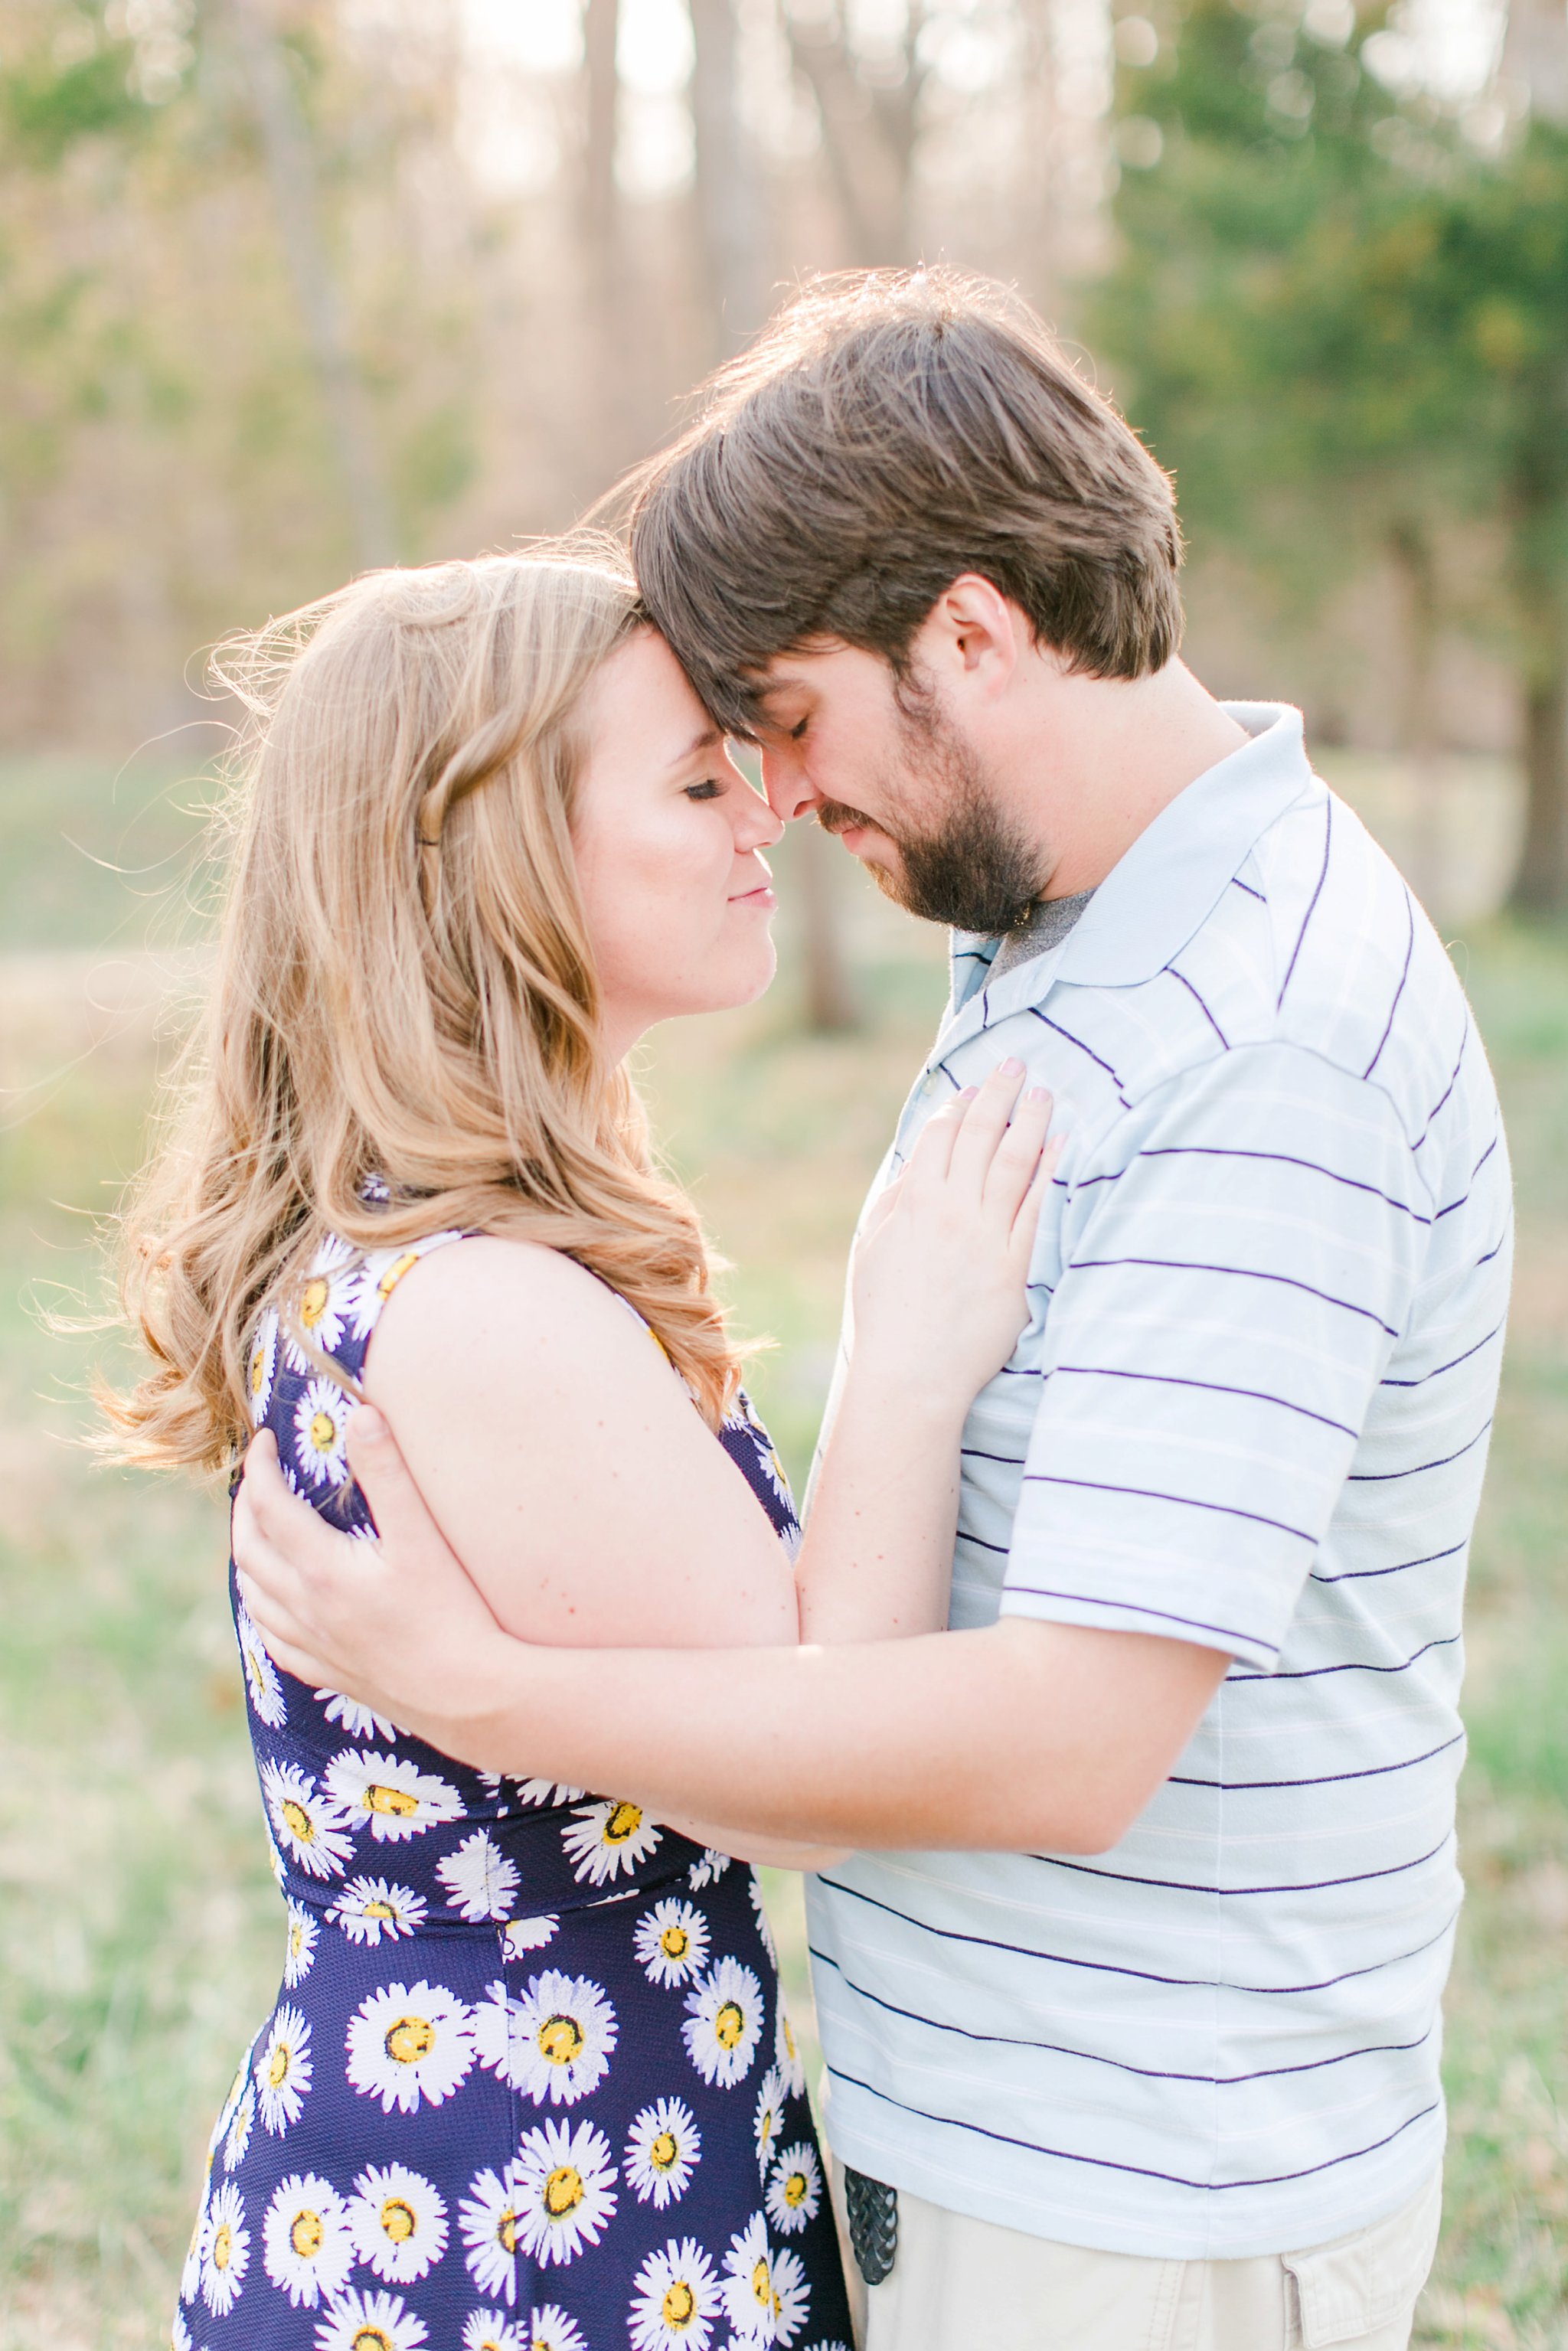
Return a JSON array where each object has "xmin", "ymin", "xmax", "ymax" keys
[
  {"xmin": 223, "ymin": 2079, "xmax": 254, "ymax": 2173},
  {"xmin": 747, "ymin": 1873, "xmax": 779, "ymax": 1969},
  {"xmin": 314, "ymin": 2284, "xmax": 430, "ymax": 2351},
  {"xmin": 172, "ymin": 2306, "xmax": 193, "ymax": 2351},
  {"xmin": 753, "ymin": 2066, "xmax": 786, "ymax": 2176},
  {"xmin": 527, "ymin": 2307, "xmax": 589, "ymax": 2351},
  {"xmin": 348, "ymin": 2163, "xmax": 449, "ymax": 2285},
  {"xmin": 255, "ymin": 2003, "xmax": 312, "ymax": 2134},
  {"xmin": 459, "ymin": 2164, "xmax": 523, "ymax": 2304},
  {"xmin": 247, "ymin": 1309, "xmax": 279, "ymax": 1423},
  {"xmin": 283, "ymin": 1900, "xmax": 318, "ymax": 1987},
  {"xmin": 682, "ymin": 1957, "xmax": 765, "ymax": 2089},
  {"xmin": 775, "ymin": 2006, "xmax": 807, "ymax": 2099},
  {"xmin": 179, "ymin": 2169, "xmax": 207, "ymax": 2304},
  {"xmin": 261, "ymin": 2172, "xmax": 354, "ymax": 2308},
  {"xmin": 503, "ymin": 1914, "xmax": 560, "ymax": 1957},
  {"xmin": 687, "ymin": 1847, "xmax": 733, "ymax": 1892},
  {"xmin": 284, "ymin": 1236, "xmax": 354, "ymax": 1370},
  {"xmin": 198, "ymin": 2180, "xmax": 250, "ymax": 2317},
  {"xmin": 766, "ymin": 2144, "xmax": 822, "ymax": 2236},
  {"xmin": 328, "ymin": 1875, "xmax": 428, "ymax": 1946},
  {"xmin": 318, "ymin": 1687, "xmax": 398, "ymax": 1743},
  {"xmin": 475, "ymin": 1970, "xmax": 619, "ymax": 2108},
  {"xmin": 260, "ymin": 1758, "xmax": 357, "ymax": 1882},
  {"xmin": 512, "ymin": 2117, "xmax": 618, "ymax": 2268},
  {"xmin": 237, "ymin": 1602, "xmax": 287, "ymax": 1728},
  {"xmin": 292, "ymin": 1376, "xmax": 352, "ymax": 1487},
  {"xmin": 720, "ymin": 2214, "xmax": 776, "ymax": 2347},
  {"xmin": 324, "ymin": 1749, "xmax": 466, "ymax": 1843},
  {"xmin": 345, "ymin": 1236, "xmax": 461, "ymax": 1338},
  {"xmin": 625, "ymin": 2097, "xmax": 701, "ymax": 2208},
  {"xmin": 345, "ymin": 1980, "xmax": 475, "ymax": 2115},
  {"xmin": 770, "ymin": 2245, "xmax": 811, "ymax": 2346},
  {"xmin": 512, "ymin": 1776, "xmax": 586, "ymax": 1809},
  {"xmin": 436, "ymin": 1827, "xmax": 521, "ymax": 1922},
  {"xmin": 460, "ymin": 2315, "xmax": 528, "ymax": 2351},
  {"xmin": 634, "ymin": 1898, "xmax": 710, "ymax": 1989},
  {"xmin": 207, "ymin": 2047, "xmax": 252, "ymax": 2155},
  {"xmin": 560, "ymin": 1798, "xmax": 662, "ymax": 1886},
  {"xmin": 629, "ymin": 2236, "xmax": 723, "ymax": 2351}
]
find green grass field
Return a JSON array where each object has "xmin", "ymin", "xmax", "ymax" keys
[{"xmin": 0, "ymin": 753, "xmax": 1563, "ymax": 2348}]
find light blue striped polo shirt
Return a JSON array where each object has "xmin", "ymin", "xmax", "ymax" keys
[{"xmin": 806, "ymin": 704, "xmax": 1512, "ymax": 2260}]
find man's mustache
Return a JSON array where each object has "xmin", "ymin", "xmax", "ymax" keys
[{"xmin": 815, "ymin": 801, "xmax": 879, "ymax": 840}]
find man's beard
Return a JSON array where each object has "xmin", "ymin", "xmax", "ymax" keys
[{"xmin": 816, "ymin": 697, "xmax": 1044, "ymax": 935}]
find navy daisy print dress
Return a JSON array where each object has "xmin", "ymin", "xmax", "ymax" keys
[{"xmin": 177, "ymin": 1227, "xmax": 853, "ymax": 2351}]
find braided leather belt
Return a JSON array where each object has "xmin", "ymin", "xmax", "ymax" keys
[{"xmin": 844, "ymin": 2166, "xmax": 899, "ymax": 2286}]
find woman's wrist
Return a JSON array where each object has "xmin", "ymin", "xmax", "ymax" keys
[{"xmin": 838, "ymin": 1345, "xmax": 973, "ymax": 1436}]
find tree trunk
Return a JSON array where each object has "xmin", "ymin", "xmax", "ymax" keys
[
  {"xmin": 796, "ymin": 821, "xmax": 860, "ymax": 1030},
  {"xmin": 689, "ymin": 0, "xmax": 766, "ymax": 352},
  {"xmin": 578, "ymin": 0, "xmax": 632, "ymax": 488},
  {"xmin": 1387, "ymin": 518, "xmax": 1445, "ymax": 915},
  {"xmin": 227, "ymin": 0, "xmax": 397, "ymax": 571},
  {"xmin": 1508, "ymin": 665, "xmax": 1568, "ymax": 915},
  {"xmin": 781, "ymin": 2, "xmax": 925, "ymax": 266}
]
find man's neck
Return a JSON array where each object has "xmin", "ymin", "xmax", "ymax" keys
[{"xmin": 1001, "ymin": 659, "xmax": 1252, "ymax": 901}]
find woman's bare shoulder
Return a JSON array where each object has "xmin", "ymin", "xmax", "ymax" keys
[{"xmin": 361, "ymin": 1231, "xmax": 686, "ymax": 1411}]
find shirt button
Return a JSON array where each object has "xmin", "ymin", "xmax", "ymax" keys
[{"xmin": 921, "ymin": 1072, "xmax": 940, "ymax": 1096}]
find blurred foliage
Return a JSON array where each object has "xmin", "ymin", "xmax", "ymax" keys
[{"xmin": 1096, "ymin": 0, "xmax": 1568, "ymax": 904}]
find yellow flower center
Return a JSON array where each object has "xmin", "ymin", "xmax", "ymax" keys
[
  {"xmin": 385, "ymin": 2014, "xmax": 436, "ymax": 2065},
  {"xmin": 715, "ymin": 2000, "xmax": 744, "ymax": 2050},
  {"xmin": 212, "ymin": 2222, "xmax": 233, "ymax": 2271},
  {"xmin": 381, "ymin": 2196, "xmax": 416, "ymax": 2243},
  {"xmin": 660, "ymin": 1925, "xmax": 689, "ymax": 1959},
  {"xmin": 364, "ymin": 1899, "xmax": 396, "ymax": 1922},
  {"xmin": 663, "ymin": 2279, "xmax": 697, "ymax": 2327},
  {"xmin": 281, "ymin": 1798, "xmax": 315, "ymax": 1842},
  {"xmin": 378, "ymin": 1251, "xmax": 420, "ymax": 1301},
  {"xmin": 604, "ymin": 1801, "xmax": 642, "ymax": 1844},
  {"xmin": 267, "ymin": 2042, "xmax": 292, "ymax": 2088},
  {"xmin": 538, "ymin": 2013, "xmax": 584, "ymax": 2066},
  {"xmin": 249, "ymin": 1345, "xmax": 266, "ymax": 1395},
  {"xmin": 785, "ymin": 2170, "xmax": 808, "ymax": 2207},
  {"xmin": 350, "ymin": 2330, "xmax": 393, "ymax": 2351},
  {"xmin": 289, "ymin": 1922, "xmax": 305, "ymax": 1956},
  {"xmin": 290, "ymin": 2207, "xmax": 324, "ymax": 2257},
  {"xmin": 650, "ymin": 2130, "xmax": 678, "ymax": 2171},
  {"xmin": 301, "ymin": 1276, "xmax": 330, "ymax": 1330},
  {"xmin": 751, "ymin": 2255, "xmax": 772, "ymax": 2308},
  {"xmin": 308, "ymin": 1409, "xmax": 338, "ymax": 1454},
  {"xmin": 782, "ymin": 2016, "xmax": 798, "ymax": 2063},
  {"xmin": 544, "ymin": 2163, "xmax": 583, "ymax": 2217},
  {"xmin": 497, "ymin": 2207, "xmax": 518, "ymax": 2253},
  {"xmin": 366, "ymin": 1782, "xmax": 420, "ymax": 1817}
]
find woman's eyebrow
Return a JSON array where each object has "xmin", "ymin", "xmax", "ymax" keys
[{"xmin": 665, "ymin": 723, "xmax": 724, "ymax": 772}]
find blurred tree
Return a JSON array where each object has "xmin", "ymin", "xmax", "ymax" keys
[
  {"xmin": 781, "ymin": 0, "xmax": 929, "ymax": 265},
  {"xmin": 1095, "ymin": 0, "xmax": 1568, "ymax": 913},
  {"xmin": 227, "ymin": 0, "xmax": 398, "ymax": 570},
  {"xmin": 688, "ymin": 0, "xmax": 860, "ymax": 1030}
]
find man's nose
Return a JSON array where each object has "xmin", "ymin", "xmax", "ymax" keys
[{"xmin": 760, "ymin": 747, "xmax": 822, "ymax": 824}]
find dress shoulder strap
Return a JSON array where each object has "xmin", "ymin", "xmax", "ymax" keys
[{"xmin": 245, "ymin": 1224, "xmax": 470, "ymax": 1437}]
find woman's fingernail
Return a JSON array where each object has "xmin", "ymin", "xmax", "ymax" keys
[
  {"xmin": 1028, "ymin": 1086, "xmax": 1052, "ymax": 1104},
  {"xmin": 959, "ymin": 1086, "xmax": 980, "ymax": 1101},
  {"xmin": 1000, "ymin": 1056, "xmax": 1024, "ymax": 1077}
]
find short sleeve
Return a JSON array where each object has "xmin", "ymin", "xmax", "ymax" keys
[{"xmin": 1000, "ymin": 1043, "xmax": 1432, "ymax": 1669}]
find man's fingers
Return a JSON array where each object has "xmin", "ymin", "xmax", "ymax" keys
[{"xmin": 343, "ymin": 1405, "xmax": 443, "ymax": 1549}]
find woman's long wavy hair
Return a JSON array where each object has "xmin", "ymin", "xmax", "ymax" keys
[{"xmin": 103, "ymin": 543, "xmax": 742, "ymax": 1474}]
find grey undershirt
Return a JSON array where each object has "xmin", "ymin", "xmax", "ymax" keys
[{"xmin": 988, "ymin": 888, "xmax": 1096, "ymax": 980}]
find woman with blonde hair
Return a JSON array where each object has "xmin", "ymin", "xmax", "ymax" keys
[{"xmin": 109, "ymin": 543, "xmax": 1053, "ymax": 2351}]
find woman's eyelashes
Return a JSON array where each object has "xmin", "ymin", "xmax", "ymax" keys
[
  {"xmin": 789, "ymin": 716, "xmax": 809, "ymax": 741},
  {"xmin": 683, "ymin": 779, "xmax": 726, "ymax": 802}
]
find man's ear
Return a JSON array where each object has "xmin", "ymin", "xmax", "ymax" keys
[{"xmin": 916, "ymin": 574, "xmax": 1024, "ymax": 699}]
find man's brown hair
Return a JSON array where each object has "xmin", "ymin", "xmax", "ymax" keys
[{"xmin": 628, "ymin": 267, "xmax": 1184, "ymax": 736}]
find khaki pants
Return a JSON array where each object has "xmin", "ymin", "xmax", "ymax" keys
[{"xmin": 831, "ymin": 2163, "xmax": 1442, "ymax": 2351}]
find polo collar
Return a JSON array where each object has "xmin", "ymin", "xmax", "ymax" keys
[{"xmin": 947, "ymin": 702, "xmax": 1315, "ymax": 1029}]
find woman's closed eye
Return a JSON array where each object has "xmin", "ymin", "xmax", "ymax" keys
[{"xmin": 684, "ymin": 779, "xmax": 726, "ymax": 802}]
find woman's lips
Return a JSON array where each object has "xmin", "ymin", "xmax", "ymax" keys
[{"xmin": 729, "ymin": 885, "xmax": 778, "ymax": 911}]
